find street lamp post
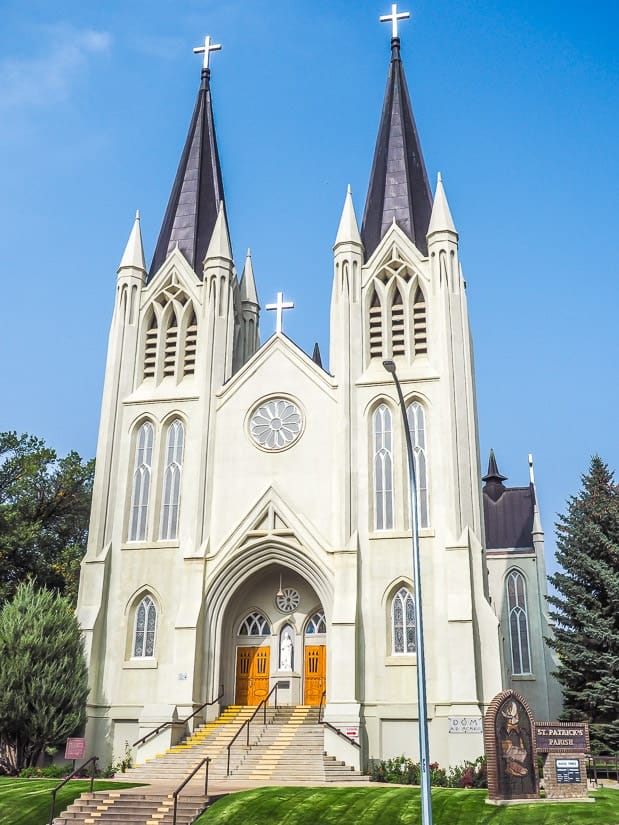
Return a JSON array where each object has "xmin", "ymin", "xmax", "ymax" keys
[{"xmin": 383, "ymin": 359, "xmax": 433, "ymax": 825}]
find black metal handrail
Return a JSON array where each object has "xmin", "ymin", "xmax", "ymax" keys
[
  {"xmin": 172, "ymin": 756, "xmax": 210, "ymax": 825},
  {"xmin": 133, "ymin": 685, "xmax": 224, "ymax": 749},
  {"xmin": 318, "ymin": 690, "xmax": 326, "ymax": 723},
  {"xmin": 226, "ymin": 681, "xmax": 282, "ymax": 776},
  {"xmin": 49, "ymin": 756, "xmax": 98, "ymax": 825},
  {"xmin": 323, "ymin": 720, "xmax": 361, "ymax": 749}
]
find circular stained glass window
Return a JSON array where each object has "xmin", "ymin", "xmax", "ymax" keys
[
  {"xmin": 276, "ymin": 587, "xmax": 300, "ymax": 613},
  {"xmin": 250, "ymin": 399, "xmax": 303, "ymax": 451}
]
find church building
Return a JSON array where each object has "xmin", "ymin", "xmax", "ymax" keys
[{"xmin": 77, "ymin": 16, "xmax": 561, "ymax": 769}]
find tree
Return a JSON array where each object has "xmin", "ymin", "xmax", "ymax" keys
[
  {"xmin": 0, "ymin": 581, "xmax": 88, "ymax": 773},
  {"xmin": 0, "ymin": 431, "xmax": 94, "ymax": 604},
  {"xmin": 547, "ymin": 455, "xmax": 619, "ymax": 753}
]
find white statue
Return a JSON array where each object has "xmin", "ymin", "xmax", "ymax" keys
[{"xmin": 280, "ymin": 629, "xmax": 293, "ymax": 671}]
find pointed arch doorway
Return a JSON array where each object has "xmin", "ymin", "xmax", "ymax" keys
[{"xmin": 219, "ymin": 564, "xmax": 328, "ymax": 707}]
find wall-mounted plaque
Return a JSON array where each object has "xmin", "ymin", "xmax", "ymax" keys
[{"xmin": 556, "ymin": 758, "xmax": 581, "ymax": 784}]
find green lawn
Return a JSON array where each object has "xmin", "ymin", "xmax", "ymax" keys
[
  {"xmin": 195, "ymin": 787, "xmax": 619, "ymax": 825},
  {"xmin": 0, "ymin": 777, "xmax": 140, "ymax": 825}
]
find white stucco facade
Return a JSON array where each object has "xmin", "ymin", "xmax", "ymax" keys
[{"xmin": 77, "ymin": 38, "xmax": 561, "ymax": 772}]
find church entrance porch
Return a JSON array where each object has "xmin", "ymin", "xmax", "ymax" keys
[{"xmin": 220, "ymin": 563, "xmax": 328, "ymax": 707}]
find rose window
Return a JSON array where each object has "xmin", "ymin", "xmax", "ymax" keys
[
  {"xmin": 276, "ymin": 587, "xmax": 300, "ymax": 613},
  {"xmin": 250, "ymin": 399, "xmax": 302, "ymax": 450}
]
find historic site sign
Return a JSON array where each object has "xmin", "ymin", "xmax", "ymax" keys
[{"xmin": 534, "ymin": 721, "xmax": 589, "ymax": 753}]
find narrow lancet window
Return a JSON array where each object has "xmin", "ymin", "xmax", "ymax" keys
[
  {"xmin": 406, "ymin": 401, "xmax": 429, "ymax": 528},
  {"xmin": 369, "ymin": 291, "xmax": 383, "ymax": 358},
  {"xmin": 506, "ymin": 570, "xmax": 532, "ymax": 675},
  {"xmin": 373, "ymin": 404, "xmax": 393, "ymax": 530},
  {"xmin": 133, "ymin": 595, "xmax": 157, "ymax": 658},
  {"xmin": 391, "ymin": 289, "xmax": 405, "ymax": 356},
  {"xmin": 412, "ymin": 287, "xmax": 427, "ymax": 355},
  {"xmin": 183, "ymin": 308, "xmax": 197, "ymax": 377},
  {"xmin": 143, "ymin": 314, "xmax": 158, "ymax": 379},
  {"xmin": 160, "ymin": 420, "xmax": 184, "ymax": 540},
  {"xmin": 392, "ymin": 587, "xmax": 415, "ymax": 654},
  {"xmin": 163, "ymin": 309, "xmax": 178, "ymax": 377},
  {"xmin": 129, "ymin": 422, "xmax": 154, "ymax": 541}
]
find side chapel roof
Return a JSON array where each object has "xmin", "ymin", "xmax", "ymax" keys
[{"xmin": 482, "ymin": 451, "xmax": 535, "ymax": 551}]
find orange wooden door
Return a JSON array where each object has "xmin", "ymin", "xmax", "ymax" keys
[
  {"xmin": 304, "ymin": 645, "xmax": 326, "ymax": 706},
  {"xmin": 235, "ymin": 647, "xmax": 270, "ymax": 705}
]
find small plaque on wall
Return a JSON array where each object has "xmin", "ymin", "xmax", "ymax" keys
[{"xmin": 449, "ymin": 717, "xmax": 482, "ymax": 734}]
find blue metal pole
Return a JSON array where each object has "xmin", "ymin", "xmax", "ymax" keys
[{"xmin": 384, "ymin": 359, "xmax": 433, "ymax": 825}]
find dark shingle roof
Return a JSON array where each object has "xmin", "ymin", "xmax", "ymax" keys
[
  {"xmin": 481, "ymin": 451, "xmax": 535, "ymax": 550},
  {"xmin": 361, "ymin": 37, "xmax": 432, "ymax": 258},
  {"xmin": 149, "ymin": 68, "xmax": 225, "ymax": 280}
]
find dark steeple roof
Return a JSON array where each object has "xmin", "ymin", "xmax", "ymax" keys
[
  {"xmin": 311, "ymin": 342, "xmax": 323, "ymax": 368},
  {"xmin": 361, "ymin": 37, "xmax": 432, "ymax": 258},
  {"xmin": 482, "ymin": 449, "xmax": 508, "ymax": 502},
  {"xmin": 149, "ymin": 67, "xmax": 225, "ymax": 279}
]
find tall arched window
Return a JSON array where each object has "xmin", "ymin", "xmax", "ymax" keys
[
  {"xmin": 391, "ymin": 289, "xmax": 405, "ymax": 356},
  {"xmin": 392, "ymin": 587, "xmax": 415, "ymax": 654},
  {"xmin": 412, "ymin": 286, "xmax": 427, "ymax": 355},
  {"xmin": 160, "ymin": 420, "xmax": 184, "ymax": 540},
  {"xmin": 506, "ymin": 570, "xmax": 532, "ymax": 675},
  {"xmin": 129, "ymin": 422, "xmax": 154, "ymax": 541},
  {"xmin": 406, "ymin": 401, "xmax": 429, "ymax": 528},
  {"xmin": 133, "ymin": 595, "xmax": 157, "ymax": 658},
  {"xmin": 373, "ymin": 404, "xmax": 393, "ymax": 530},
  {"xmin": 369, "ymin": 291, "xmax": 383, "ymax": 358}
]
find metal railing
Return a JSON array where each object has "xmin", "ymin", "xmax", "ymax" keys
[
  {"xmin": 226, "ymin": 681, "xmax": 283, "ymax": 776},
  {"xmin": 172, "ymin": 756, "xmax": 210, "ymax": 825},
  {"xmin": 49, "ymin": 756, "xmax": 98, "ymax": 825},
  {"xmin": 318, "ymin": 690, "xmax": 326, "ymax": 723},
  {"xmin": 132, "ymin": 685, "xmax": 224, "ymax": 750},
  {"xmin": 587, "ymin": 754, "xmax": 619, "ymax": 786},
  {"xmin": 322, "ymin": 720, "xmax": 361, "ymax": 749}
]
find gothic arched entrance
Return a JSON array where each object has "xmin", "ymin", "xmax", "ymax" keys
[{"xmin": 220, "ymin": 563, "xmax": 327, "ymax": 706}]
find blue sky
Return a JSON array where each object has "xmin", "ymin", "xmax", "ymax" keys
[{"xmin": 0, "ymin": 1, "xmax": 618, "ymax": 576}]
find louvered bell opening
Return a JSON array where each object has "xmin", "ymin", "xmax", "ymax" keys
[
  {"xmin": 163, "ymin": 315, "xmax": 178, "ymax": 377},
  {"xmin": 369, "ymin": 293, "xmax": 383, "ymax": 358},
  {"xmin": 391, "ymin": 291, "xmax": 405, "ymax": 356},
  {"xmin": 413, "ymin": 288, "xmax": 427, "ymax": 355},
  {"xmin": 143, "ymin": 320, "xmax": 158, "ymax": 379},
  {"xmin": 183, "ymin": 313, "xmax": 197, "ymax": 377}
]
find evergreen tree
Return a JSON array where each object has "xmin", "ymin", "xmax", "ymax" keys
[
  {"xmin": 0, "ymin": 581, "xmax": 88, "ymax": 773},
  {"xmin": 0, "ymin": 431, "xmax": 94, "ymax": 604},
  {"xmin": 548, "ymin": 455, "xmax": 619, "ymax": 753}
]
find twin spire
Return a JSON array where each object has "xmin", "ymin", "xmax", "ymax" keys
[{"xmin": 126, "ymin": 15, "xmax": 456, "ymax": 284}]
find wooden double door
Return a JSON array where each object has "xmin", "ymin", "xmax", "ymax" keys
[{"xmin": 235, "ymin": 644, "xmax": 326, "ymax": 706}]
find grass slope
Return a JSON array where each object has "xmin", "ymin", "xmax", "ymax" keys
[
  {"xmin": 195, "ymin": 787, "xmax": 619, "ymax": 825},
  {"xmin": 0, "ymin": 777, "xmax": 139, "ymax": 825}
]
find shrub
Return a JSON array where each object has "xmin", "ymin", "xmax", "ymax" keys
[{"xmin": 370, "ymin": 755, "xmax": 486, "ymax": 788}]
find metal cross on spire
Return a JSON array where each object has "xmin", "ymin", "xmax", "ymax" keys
[
  {"xmin": 379, "ymin": 3, "xmax": 410, "ymax": 38},
  {"xmin": 193, "ymin": 35, "xmax": 222, "ymax": 70},
  {"xmin": 266, "ymin": 292, "xmax": 294, "ymax": 334}
]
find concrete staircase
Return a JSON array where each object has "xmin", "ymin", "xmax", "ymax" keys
[
  {"xmin": 52, "ymin": 789, "xmax": 209, "ymax": 825},
  {"xmin": 53, "ymin": 705, "xmax": 366, "ymax": 823}
]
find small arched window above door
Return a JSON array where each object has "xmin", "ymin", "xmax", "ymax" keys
[
  {"xmin": 305, "ymin": 610, "xmax": 326, "ymax": 635},
  {"xmin": 238, "ymin": 611, "xmax": 270, "ymax": 637}
]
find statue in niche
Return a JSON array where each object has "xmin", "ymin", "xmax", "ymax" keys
[{"xmin": 280, "ymin": 628, "xmax": 293, "ymax": 671}]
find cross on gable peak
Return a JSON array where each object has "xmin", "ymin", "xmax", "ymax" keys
[{"xmin": 265, "ymin": 291, "xmax": 294, "ymax": 335}]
